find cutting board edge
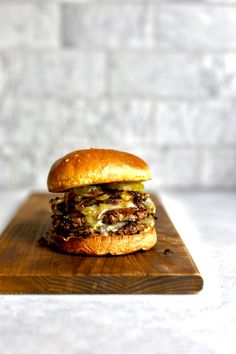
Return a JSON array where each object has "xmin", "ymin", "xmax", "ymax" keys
[{"xmin": 0, "ymin": 273, "xmax": 203, "ymax": 294}]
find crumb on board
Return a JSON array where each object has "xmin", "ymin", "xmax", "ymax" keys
[{"xmin": 164, "ymin": 248, "xmax": 174, "ymax": 255}]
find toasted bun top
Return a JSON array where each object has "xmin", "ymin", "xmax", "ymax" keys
[{"xmin": 47, "ymin": 148, "xmax": 151, "ymax": 192}]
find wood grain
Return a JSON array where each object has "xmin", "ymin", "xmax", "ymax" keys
[{"xmin": 0, "ymin": 193, "xmax": 203, "ymax": 294}]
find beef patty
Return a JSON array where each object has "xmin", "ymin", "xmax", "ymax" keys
[{"xmin": 50, "ymin": 189, "xmax": 156, "ymax": 238}]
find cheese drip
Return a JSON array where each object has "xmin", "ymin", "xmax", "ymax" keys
[{"xmin": 81, "ymin": 195, "xmax": 155, "ymax": 231}]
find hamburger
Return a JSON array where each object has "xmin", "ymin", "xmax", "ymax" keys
[{"xmin": 47, "ymin": 148, "xmax": 157, "ymax": 256}]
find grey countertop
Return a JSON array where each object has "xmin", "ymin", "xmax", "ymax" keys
[{"xmin": 0, "ymin": 190, "xmax": 235, "ymax": 354}]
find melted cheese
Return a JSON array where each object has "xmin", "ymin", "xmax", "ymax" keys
[
  {"xmin": 82, "ymin": 200, "xmax": 136, "ymax": 227},
  {"xmin": 95, "ymin": 216, "xmax": 155, "ymax": 235},
  {"xmin": 80, "ymin": 195, "xmax": 156, "ymax": 234}
]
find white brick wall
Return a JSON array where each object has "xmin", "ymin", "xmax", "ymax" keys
[
  {"xmin": 111, "ymin": 52, "xmax": 203, "ymax": 98},
  {"xmin": 6, "ymin": 51, "xmax": 106, "ymax": 98},
  {"xmin": 200, "ymin": 149, "xmax": 236, "ymax": 187},
  {"xmin": 155, "ymin": 100, "xmax": 236, "ymax": 145},
  {"xmin": 0, "ymin": 56, "xmax": 6, "ymax": 96},
  {"xmin": 201, "ymin": 54, "xmax": 236, "ymax": 97},
  {"xmin": 0, "ymin": 3, "xmax": 59, "ymax": 49},
  {"xmin": 59, "ymin": 99, "xmax": 154, "ymax": 145},
  {"xmin": 157, "ymin": 5, "xmax": 236, "ymax": 50},
  {"xmin": 62, "ymin": 4, "xmax": 153, "ymax": 49},
  {"xmin": 0, "ymin": 0, "xmax": 236, "ymax": 190}
]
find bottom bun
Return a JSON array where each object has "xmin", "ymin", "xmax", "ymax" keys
[{"xmin": 51, "ymin": 226, "xmax": 157, "ymax": 256}]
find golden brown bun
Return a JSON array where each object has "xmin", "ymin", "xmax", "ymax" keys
[
  {"xmin": 47, "ymin": 148, "xmax": 151, "ymax": 192},
  {"xmin": 51, "ymin": 226, "xmax": 157, "ymax": 256}
]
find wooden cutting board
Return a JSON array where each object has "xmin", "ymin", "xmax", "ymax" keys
[{"xmin": 0, "ymin": 193, "xmax": 203, "ymax": 294}]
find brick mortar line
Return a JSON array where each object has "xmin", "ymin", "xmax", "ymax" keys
[
  {"xmin": 1, "ymin": 0, "xmax": 236, "ymax": 12},
  {"xmin": 0, "ymin": 0, "xmax": 236, "ymax": 8},
  {"xmin": 0, "ymin": 48, "xmax": 106, "ymax": 54},
  {"xmin": 58, "ymin": 0, "xmax": 63, "ymax": 49},
  {"xmin": 1, "ymin": 0, "xmax": 236, "ymax": 7},
  {"xmin": 157, "ymin": 1, "xmax": 236, "ymax": 8},
  {"xmin": 2, "ymin": 140, "xmax": 235, "ymax": 150},
  {"xmin": 4, "ymin": 138, "xmax": 235, "ymax": 150},
  {"xmin": 0, "ymin": 1, "xmax": 153, "ymax": 6},
  {"xmin": 2, "ymin": 95, "xmax": 236, "ymax": 100},
  {"xmin": 148, "ymin": 0, "xmax": 159, "ymax": 49},
  {"xmin": 4, "ymin": 142, "xmax": 236, "ymax": 148},
  {"xmin": 1, "ymin": 95, "xmax": 236, "ymax": 103},
  {"xmin": 103, "ymin": 94, "xmax": 236, "ymax": 100},
  {"xmin": 104, "ymin": 50, "xmax": 112, "ymax": 98},
  {"xmin": 68, "ymin": 0, "xmax": 236, "ymax": 7},
  {"xmin": 2, "ymin": 48, "xmax": 236, "ymax": 55}
]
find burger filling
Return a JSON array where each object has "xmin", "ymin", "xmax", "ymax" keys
[{"xmin": 49, "ymin": 182, "xmax": 156, "ymax": 240}]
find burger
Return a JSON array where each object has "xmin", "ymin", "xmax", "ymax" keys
[{"xmin": 47, "ymin": 148, "xmax": 157, "ymax": 256}]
